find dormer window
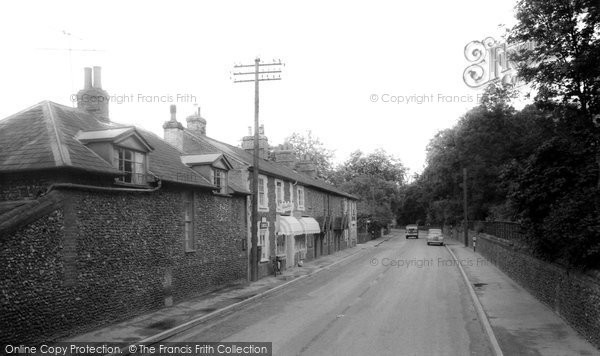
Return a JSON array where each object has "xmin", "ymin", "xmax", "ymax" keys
[
  {"xmin": 213, "ymin": 168, "xmax": 227, "ymax": 194},
  {"xmin": 75, "ymin": 127, "xmax": 153, "ymax": 187},
  {"xmin": 116, "ymin": 147, "xmax": 146, "ymax": 184},
  {"xmin": 181, "ymin": 153, "xmax": 233, "ymax": 195}
]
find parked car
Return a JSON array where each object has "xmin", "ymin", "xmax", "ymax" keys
[
  {"xmin": 405, "ymin": 224, "xmax": 419, "ymax": 239},
  {"xmin": 426, "ymin": 228, "xmax": 444, "ymax": 246}
]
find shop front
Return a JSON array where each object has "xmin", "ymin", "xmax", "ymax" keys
[{"xmin": 275, "ymin": 215, "xmax": 321, "ymax": 268}]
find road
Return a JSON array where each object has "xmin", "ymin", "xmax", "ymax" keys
[{"xmin": 165, "ymin": 231, "xmax": 492, "ymax": 355}]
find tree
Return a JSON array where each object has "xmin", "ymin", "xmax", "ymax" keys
[
  {"xmin": 505, "ymin": 107, "xmax": 600, "ymax": 267},
  {"xmin": 334, "ymin": 149, "xmax": 407, "ymax": 230},
  {"xmin": 283, "ymin": 131, "xmax": 335, "ymax": 182},
  {"xmin": 509, "ymin": 0, "xmax": 600, "ymax": 115},
  {"xmin": 505, "ymin": 0, "xmax": 600, "ymax": 268},
  {"xmin": 334, "ymin": 149, "xmax": 407, "ymax": 184}
]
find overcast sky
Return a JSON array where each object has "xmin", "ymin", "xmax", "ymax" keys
[{"xmin": 0, "ymin": 0, "xmax": 521, "ymax": 175}]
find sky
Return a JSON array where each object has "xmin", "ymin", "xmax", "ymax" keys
[{"xmin": 0, "ymin": 0, "xmax": 520, "ymax": 175}]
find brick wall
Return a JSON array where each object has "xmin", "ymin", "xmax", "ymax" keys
[{"xmin": 0, "ymin": 182, "xmax": 247, "ymax": 344}]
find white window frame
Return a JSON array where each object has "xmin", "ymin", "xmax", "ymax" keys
[
  {"xmin": 258, "ymin": 223, "xmax": 270, "ymax": 262},
  {"xmin": 275, "ymin": 179, "xmax": 284, "ymax": 212},
  {"xmin": 258, "ymin": 175, "xmax": 269, "ymax": 211},
  {"xmin": 297, "ymin": 186, "xmax": 305, "ymax": 211},
  {"xmin": 213, "ymin": 168, "xmax": 227, "ymax": 194}
]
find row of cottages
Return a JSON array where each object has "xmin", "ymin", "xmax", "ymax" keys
[
  {"xmin": 0, "ymin": 66, "xmax": 358, "ymax": 344},
  {"xmin": 0, "ymin": 67, "xmax": 250, "ymax": 344},
  {"xmin": 162, "ymin": 109, "xmax": 358, "ymax": 277}
]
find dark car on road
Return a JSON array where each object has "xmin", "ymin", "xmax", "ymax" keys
[{"xmin": 405, "ymin": 224, "xmax": 419, "ymax": 239}]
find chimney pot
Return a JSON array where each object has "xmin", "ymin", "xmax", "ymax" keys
[
  {"xmin": 248, "ymin": 126, "xmax": 252, "ymax": 135},
  {"xmin": 84, "ymin": 67, "xmax": 92, "ymax": 89},
  {"xmin": 77, "ymin": 66, "xmax": 110, "ymax": 121},
  {"xmin": 259, "ymin": 124, "xmax": 264, "ymax": 135},
  {"xmin": 170, "ymin": 105, "xmax": 177, "ymax": 120},
  {"xmin": 92, "ymin": 66, "xmax": 102, "ymax": 88}
]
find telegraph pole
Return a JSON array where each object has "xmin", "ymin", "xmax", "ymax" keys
[
  {"xmin": 463, "ymin": 168, "xmax": 468, "ymax": 247},
  {"xmin": 233, "ymin": 58, "xmax": 283, "ymax": 281}
]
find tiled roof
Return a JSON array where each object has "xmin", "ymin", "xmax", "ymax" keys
[
  {"xmin": 0, "ymin": 102, "xmax": 119, "ymax": 174},
  {"xmin": 137, "ymin": 129, "xmax": 214, "ymax": 188},
  {"xmin": 0, "ymin": 101, "xmax": 213, "ymax": 189},
  {"xmin": 226, "ymin": 177, "xmax": 250, "ymax": 195},
  {"xmin": 184, "ymin": 131, "xmax": 358, "ymax": 199}
]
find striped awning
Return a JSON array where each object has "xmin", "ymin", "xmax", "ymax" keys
[
  {"xmin": 276, "ymin": 215, "xmax": 304, "ymax": 235},
  {"xmin": 299, "ymin": 217, "xmax": 321, "ymax": 234}
]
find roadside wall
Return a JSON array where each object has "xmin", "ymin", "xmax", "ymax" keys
[
  {"xmin": 446, "ymin": 229, "xmax": 600, "ymax": 348},
  {"xmin": 0, "ymin": 185, "xmax": 247, "ymax": 344}
]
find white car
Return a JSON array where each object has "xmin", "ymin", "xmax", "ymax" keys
[{"xmin": 426, "ymin": 228, "xmax": 444, "ymax": 246}]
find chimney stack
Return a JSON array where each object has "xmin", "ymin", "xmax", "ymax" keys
[
  {"xmin": 273, "ymin": 143, "xmax": 297, "ymax": 168},
  {"xmin": 186, "ymin": 106, "xmax": 207, "ymax": 136},
  {"xmin": 163, "ymin": 105, "xmax": 184, "ymax": 151},
  {"xmin": 76, "ymin": 66, "xmax": 110, "ymax": 122},
  {"xmin": 295, "ymin": 154, "xmax": 317, "ymax": 178},
  {"xmin": 241, "ymin": 125, "xmax": 269, "ymax": 159}
]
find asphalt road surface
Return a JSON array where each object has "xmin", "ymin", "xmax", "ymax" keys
[{"xmin": 165, "ymin": 231, "xmax": 492, "ymax": 355}]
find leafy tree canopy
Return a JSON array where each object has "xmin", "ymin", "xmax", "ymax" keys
[
  {"xmin": 283, "ymin": 131, "xmax": 335, "ymax": 182},
  {"xmin": 508, "ymin": 0, "xmax": 600, "ymax": 115}
]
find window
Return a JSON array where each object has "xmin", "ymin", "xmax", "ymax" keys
[
  {"xmin": 115, "ymin": 147, "xmax": 145, "ymax": 184},
  {"xmin": 183, "ymin": 192, "xmax": 194, "ymax": 251},
  {"xmin": 258, "ymin": 175, "xmax": 268, "ymax": 211},
  {"xmin": 297, "ymin": 186, "xmax": 305, "ymax": 210},
  {"xmin": 213, "ymin": 168, "xmax": 227, "ymax": 194},
  {"xmin": 275, "ymin": 179, "xmax": 284, "ymax": 212},
  {"xmin": 258, "ymin": 224, "xmax": 270, "ymax": 261}
]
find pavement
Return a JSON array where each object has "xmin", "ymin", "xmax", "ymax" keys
[
  {"xmin": 65, "ymin": 237, "xmax": 382, "ymax": 345},
  {"xmin": 445, "ymin": 238, "xmax": 600, "ymax": 356}
]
